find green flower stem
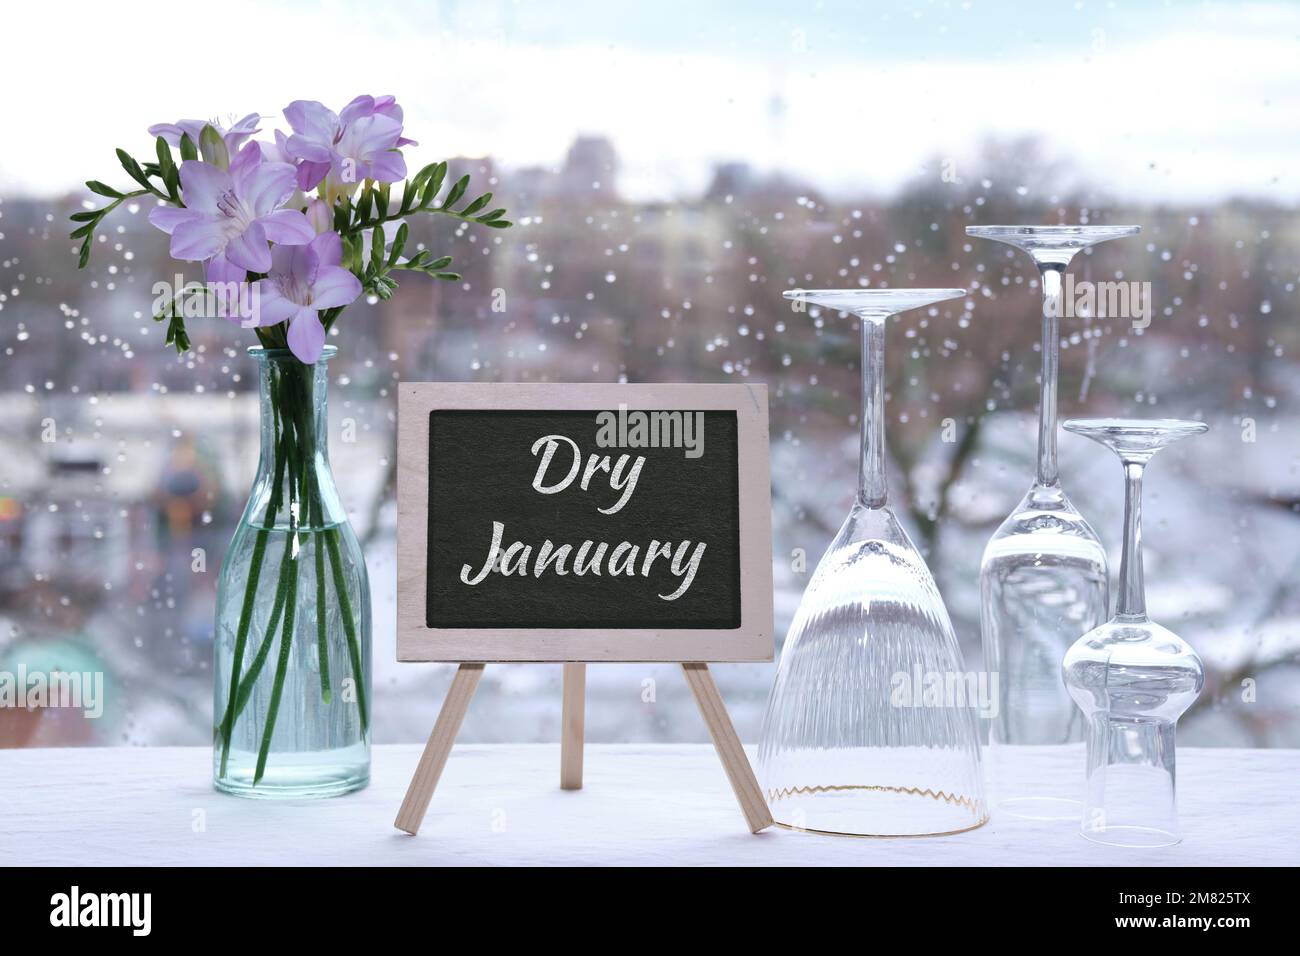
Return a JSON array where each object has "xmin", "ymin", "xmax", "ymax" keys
[
  {"xmin": 218, "ymin": 403, "xmax": 288, "ymax": 773},
  {"xmin": 229, "ymin": 526, "xmax": 295, "ymax": 722},
  {"xmin": 254, "ymin": 532, "xmax": 300, "ymax": 786},
  {"xmin": 343, "ymin": 203, "xmax": 497, "ymax": 240},
  {"xmin": 287, "ymin": 363, "xmax": 336, "ymax": 709},
  {"xmin": 324, "ymin": 526, "xmax": 368, "ymax": 734},
  {"xmin": 291, "ymin": 361, "xmax": 366, "ymax": 733},
  {"xmin": 314, "ymin": 503, "xmax": 333, "ymax": 705},
  {"xmin": 217, "ymin": 426, "xmax": 287, "ymax": 777},
  {"xmin": 217, "ymin": 529, "xmax": 267, "ymax": 777},
  {"xmin": 252, "ymin": 377, "xmax": 310, "ymax": 786}
]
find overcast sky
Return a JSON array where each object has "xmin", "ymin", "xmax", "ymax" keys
[{"xmin": 3, "ymin": 0, "xmax": 1298, "ymax": 202}]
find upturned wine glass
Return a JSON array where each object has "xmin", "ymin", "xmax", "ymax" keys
[
  {"xmin": 966, "ymin": 224, "xmax": 1139, "ymax": 820},
  {"xmin": 758, "ymin": 288, "xmax": 988, "ymax": 837},
  {"xmin": 1061, "ymin": 418, "xmax": 1207, "ymax": 847}
]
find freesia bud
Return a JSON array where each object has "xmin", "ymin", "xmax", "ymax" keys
[
  {"xmin": 198, "ymin": 124, "xmax": 230, "ymax": 170},
  {"xmin": 305, "ymin": 198, "xmax": 333, "ymax": 234}
]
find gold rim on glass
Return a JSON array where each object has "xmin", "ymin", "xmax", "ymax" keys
[{"xmin": 768, "ymin": 783, "xmax": 989, "ymax": 838}]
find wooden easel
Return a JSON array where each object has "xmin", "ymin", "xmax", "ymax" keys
[{"xmin": 394, "ymin": 662, "xmax": 773, "ymax": 835}]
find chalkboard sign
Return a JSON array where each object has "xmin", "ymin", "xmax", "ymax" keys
[{"xmin": 396, "ymin": 383, "xmax": 773, "ymax": 662}]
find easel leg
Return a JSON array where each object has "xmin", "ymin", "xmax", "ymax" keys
[
  {"xmin": 560, "ymin": 662, "xmax": 586, "ymax": 790},
  {"xmin": 680, "ymin": 662, "xmax": 774, "ymax": 833},
  {"xmin": 394, "ymin": 662, "xmax": 485, "ymax": 835}
]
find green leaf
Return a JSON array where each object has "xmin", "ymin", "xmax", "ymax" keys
[
  {"xmin": 70, "ymin": 222, "xmax": 96, "ymax": 240},
  {"xmin": 433, "ymin": 272, "xmax": 461, "ymax": 281},
  {"xmin": 410, "ymin": 162, "xmax": 439, "ymax": 190},
  {"xmin": 179, "ymin": 133, "xmax": 198, "ymax": 162},
  {"xmin": 69, "ymin": 210, "xmax": 101, "ymax": 222},
  {"xmin": 370, "ymin": 224, "xmax": 385, "ymax": 273},
  {"xmin": 405, "ymin": 164, "xmax": 438, "ymax": 208},
  {"xmin": 116, "ymin": 148, "xmax": 153, "ymax": 192},
  {"xmin": 387, "ymin": 223, "xmax": 408, "ymax": 267},
  {"xmin": 460, "ymin": 192, "xmax": 492, "ymax": 216},
  {"xmin": 155, "ymin": 136, "xmax": 175, "ymax": 176},
  {"xmin": 342, "ymin": 233, "xmax": 362, "ymax": 273},
  {"xmin": 419, "ymin": 162, "xmax": 448, "ymax": 207},
  {"xmin": 376, "ymin": 182, "xmax": 391, "ymax": 220},
  {"xmin": 155, "ymin": 137, "xmax": 179, "ymax": 201},
  {"xmin": 198, "ymin": 124, "xmax": 229, "ymax": 170},
  {"xmin": 86, "ymin": 181, "xmax": 123, "ymax": 199},
  {"xmin": 442, "ymin": 174, "xmax": 469, "ymax": 209},
  {"xmin": 78, "ymin": 240, "xmax": 92, "ymax": 269},
  {"xmin": 475, "ymin": 208, "xmax": 508, "ymax": 224},
  {"xmin": 484, "ymin": 219, "xmax": 513, "ymax": 229},
  {"xmin": 165, "ymin": 313, "xmax": 191, "ymax": 353}
]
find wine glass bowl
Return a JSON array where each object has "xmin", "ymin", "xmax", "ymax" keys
[{"xmin": 978, "ymin": 482, "xmax": 1106, "ymax": 819}]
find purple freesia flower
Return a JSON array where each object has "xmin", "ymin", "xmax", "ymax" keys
[
  {"xmin": 339, "ymin": 95, "xmax": 417, "ymax": 147},
  {"xmin": 256, "ymin": 129, "xmax": 295, "ymax": 165},
  {"xmin": 147, "ymin": 144, "xmax": 315, "ymax": 283},
  {"xmin": 252, "ymin": 232, "xmax": 362, "ymax": 363},
  {"xmin": 148, "ymin": 113, "xmax": 261, "ymax": 155},
  {"xmin": 283, "ymin": 95, "xmax": 411, "ymax": 192}
]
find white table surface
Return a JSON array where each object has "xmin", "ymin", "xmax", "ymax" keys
[{"xmin": 2, "ymin": 744, "xmax": 1295, "ymax": 866}]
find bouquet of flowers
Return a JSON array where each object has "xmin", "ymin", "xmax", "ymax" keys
[
  {"xmin": 73, "ymin": 95, "xmax": 509, "ymax": 357},
  {"xmin": 70, "ymin": 96, "xmax": 509, "ymax": 794}
]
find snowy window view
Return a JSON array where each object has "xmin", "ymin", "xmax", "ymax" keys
[{"xmin": 1, "ymin": 0, "xmax": 1297, "ymax": 754}]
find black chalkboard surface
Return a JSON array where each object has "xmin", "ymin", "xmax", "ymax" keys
[{"xmin": 426, "ymin": 409, "xmax": 741, "ymax": 629}]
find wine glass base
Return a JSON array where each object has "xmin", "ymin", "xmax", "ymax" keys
[
  {"xmin": 997, "ymin": 795, "xmax": 1082, "ymax": 822},
  {"xmin": 773, "ymin": 818, "xmax": 990, "ymax": 839},
  {"xmin": 1080, "ymin": 825, "xmax": 1181, "ymax": 848},
  {"xmin": 767, "ymin": 783, "xmax": 989, "ymax": 837}
]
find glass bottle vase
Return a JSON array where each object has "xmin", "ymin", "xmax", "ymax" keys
[{"xmin": 213, "ymin": 346, "xmax": 371, "ymax": 798}]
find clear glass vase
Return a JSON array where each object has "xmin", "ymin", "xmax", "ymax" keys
[
  {"xmin": 1062, "ymin": 418, "xmax": 1207, "ymax": 847},
  {"xmin": 966, "ymin": 224, "xmax": 1138, "ymax": 820},
  {"xmin": 759, "ymin": 289, "xmax": 988, "ymax": 837},
  {"xmin": 213, "ymin": 346, "xmax": 371, "ymax": 798}
]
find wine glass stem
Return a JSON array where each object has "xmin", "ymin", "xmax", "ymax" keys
[
  {"xmin": 858, "ymin": 314, "xmax": 888, "ymax": 508},
  {"xmin": 1036, "ymin": 264, "xmax": 1063, "ymax": 487},
  {"xmin": 1117, "ymin": 461, "xmax": 1147, "ymax": 618}
]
